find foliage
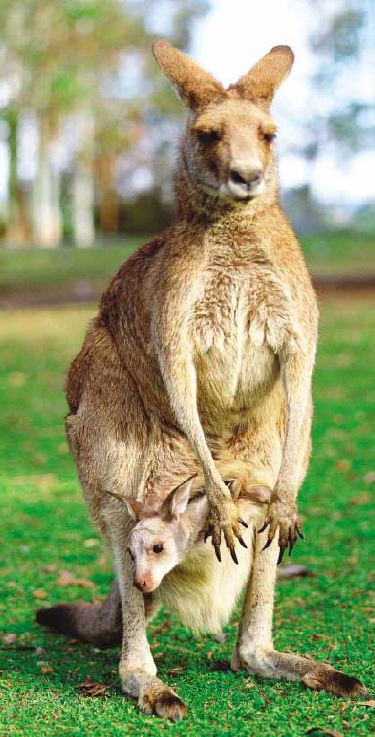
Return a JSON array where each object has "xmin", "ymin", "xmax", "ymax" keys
[
  {"xmin": 306, "ymin": 0, "xmax": 375, "ymax": 156},
  {"xmin": 0, "ymin": 0, "xmax": 209, "ymax": 244}
]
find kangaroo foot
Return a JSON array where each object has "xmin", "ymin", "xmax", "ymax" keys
[
  {"xmin": 231, "ymin": 643, "xmax": 367, "ymax": 698},
  {"xmin": 141, "ymin": 682, "xmax": 187, "ymax": 721},
  {"xmin": 121, "ymin": 667, "xmax": 186, "ymax": 721}
]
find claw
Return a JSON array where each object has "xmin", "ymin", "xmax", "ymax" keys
[
  {"xmin": 236, "ymin": 535, "xmax": 248, "ymax": 549},
  {"xmin": 258, "ymin": 518, "xmax": 270, "ymax": 534},
  {"xmin": 262, "ymin": 537, "xmax": 273, "ymax": 551},
  {"xmin": 229, "ymin": 546, "xmax": 239, "ymax": 565},
  {"xmin": 288, "ymin": 530, "xmax": 293, "ymax": 556},
  {"xmin": 239, "ymin": 518, "xmax": 248, "ymax": 528},
  {"xmin": 212, "ymin": 527, "xmax": 222, "ymax": 562},
  {"xmin": 224, "ymin": 528, "xmax": 239, "ymax": 564},
  {"xmin": 296, "ymin": 522, "xmax": 304, "ymax": 539},
  {"xmin": 213, "ymin": 541, "xmax": 222, "ymax": 562},
  {"xmin": 291, "ymin": 526, "xmax": 297, "ymax": 553},
  {"xmin": 204, "ymin": 526, "xmax": 212, "ymax": 543},
  {"xmin": 277, "ymin": 545, "xmax": 285, "ymax": 565}
]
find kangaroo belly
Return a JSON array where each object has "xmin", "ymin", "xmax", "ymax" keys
[
  {"xmin": 196, "ymin": 339, "xmax": 278, "ymax": 427},
  {"xmin": 192, "ymin": 277, "xmax": 286, "ymax": 426}
]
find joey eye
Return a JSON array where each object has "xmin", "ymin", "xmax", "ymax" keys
[
  {"xmin": 152, "ymin": 544, "xmax": 164, "ymax": 554},
  {"xmin": 197, "ymin": 129, "xmax": 221, "ymax": 145}
]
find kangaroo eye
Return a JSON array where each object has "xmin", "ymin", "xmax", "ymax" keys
[
  {"xmin": 197, "ymin": 129, "xmax": 220, "ymax": 145},
  {"xmin": 153, "ymin": 544, "xmax": 164, "ymax": 554},
  {"xmin": 263, "ymin": 131, "xmax": 276, "ymax": 143}
]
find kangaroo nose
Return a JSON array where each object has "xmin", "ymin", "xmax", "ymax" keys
[
  {"xmin": 134, "ymin": 578, "xmax": 146, "ymax": 591},
  {"xmin": 134, "ymin": 574, "xmax": 154, "ymax": 592},
  {"xmin": 229, "ymin": 167, "xmax": 262, "ymax": 188}
]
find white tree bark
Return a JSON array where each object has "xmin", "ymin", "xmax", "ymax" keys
[
  {"xmin": 33, "ymin": 116, "xmax": 61, "ymax": 248},
  {"xmin": 33, "ymin": 114, "xmax": 61, "ymax": 248},
  {"xmin": 72, "ymin": 108, "xmax": 95, "ymax": 248}
]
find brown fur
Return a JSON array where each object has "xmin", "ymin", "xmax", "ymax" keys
[{"xmin": 37, "ymin": 42, "xmax": 366, "ymax": 717}]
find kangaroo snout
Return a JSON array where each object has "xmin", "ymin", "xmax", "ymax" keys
[
  {"xmin": 134, "ymin": 573, "xmax": 155, "ymax": 593},
  {"xmin": 228, "ymin": 162, "xmax": 264, "ymax": 199}
]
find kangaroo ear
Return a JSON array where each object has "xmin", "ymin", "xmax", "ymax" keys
[
  {"xmin": 107, "ymin": 491, "xmax": 146, "ymax": 522},
  {"xmin": 161, "ymin": 475, "xmax": 196, "ymax": 520},
  {"xmin": 122, "ymin": 497, "xmax": 146, "ymax": 522},
  {"xmin": 152, "ymin": 40, "xmax": 225, "ymax": 111},
  {"xmin": 229, "ymin": 45, "xmax": 294, "ymax": 109},
  {"xmin": 185, "ymin": 493, "xmax": 208, "ymax": 530}
]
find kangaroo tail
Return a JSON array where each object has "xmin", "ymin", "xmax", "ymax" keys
[{"xmin": 36, "ymin": 580, "xmax": 122, "ymax": 648}]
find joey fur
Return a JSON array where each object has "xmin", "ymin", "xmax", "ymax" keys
[
  {"xmin": 37, "ymin": 42, "xmax": 366, "ymax": 718},
  {"xmin": 118, "ymin": 473, "xmax": 271, "ymax": 595}
]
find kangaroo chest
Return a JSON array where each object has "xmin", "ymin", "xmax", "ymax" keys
[{"xmin": 192, "ymin": 262, "xmax": 293, "ymax": 416}]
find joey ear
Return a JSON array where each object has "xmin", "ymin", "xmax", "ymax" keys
[
  {"xmin": 152, "ymin": 40, "xmax": 225, "ymax": 110},
  {"xmin": 185, "ymin": 494, "xmax": 208, "ymax": 530},
  {"xmin": 229, "ymin": 45, "xmax": 294, "ymax": 109},
  {"xmin": 110, "ymin": 494, "xmax": 146, "ymax": 522},
  {"xmin": 161, "ymin": 475, "xmax": 196, "ymax": 520}
]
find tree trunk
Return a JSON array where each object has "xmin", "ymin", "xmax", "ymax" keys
[
  {"xmin": 96, "ymin": 154, "xmax": 120, "ymax": 235},
  {"xmin": 5, "ymin": 110, "xmax": 32, "ymax": 246},
  {"xmin": 72, "ymin": 109, "xmax": 95, "ymax": 248},
  {"xmin": 33, "ymin": 113, "xmax": 61, "ymax": 248}
]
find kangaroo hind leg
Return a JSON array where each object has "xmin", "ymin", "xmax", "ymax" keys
[{"xmin": 232, "ymin": 529, "xmax": 367, "ymax": 697}]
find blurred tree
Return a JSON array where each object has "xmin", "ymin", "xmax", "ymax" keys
[
  {"xmin": 0, "ymin": 0, "xmax": 209, "ymax": 247},
  {"xmin": 94, "ymin": 0, "xmax": 210, "ymax": 237},
  {"xmin": 0, "ymin": 0, "xmax": 147, "ymax": 246},
  {"xmin": 305, "ymin": 0, "xmax": 375, "ymax": 159},
  {"xmin": 3, "ymin": 106, "xmax": 33, "ymax": 244}
]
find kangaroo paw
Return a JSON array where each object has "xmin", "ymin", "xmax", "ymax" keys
[
  {"xmin": 302, "ymin": 668, "xmax": 368, "ymax": 698},
  {"xmin": 141, "ymin": 686, "xmax": 187, "ymax": 721}
]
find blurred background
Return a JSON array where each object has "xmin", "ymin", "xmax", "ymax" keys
[{"xmin": 0, "ymin": 0, "xmax": 374, "ymax": 306}]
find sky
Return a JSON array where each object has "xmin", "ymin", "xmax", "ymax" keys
[{"xmin": 191, "ymin": 0, "xmax": 375, "ymax": 206}]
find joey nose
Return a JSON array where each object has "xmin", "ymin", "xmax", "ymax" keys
[
  {"xmin": 134, "ymin": 579, "xmax": 145, "ymax": 592},
  {"xmin": 134, "ymin": 574, "xmax": 154, "ymax": 592}
]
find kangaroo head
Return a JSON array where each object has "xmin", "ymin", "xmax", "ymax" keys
[
  {"xmin": 123, "ymin": 477, "xmax": 207, "ymax": 593},
  {"xmin": 153, "ymin": 41, "xmax": 294, "ymax": 208}
]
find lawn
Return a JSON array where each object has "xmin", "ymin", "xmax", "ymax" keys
[
  {"xmin": 0, "ymin": 299, "xmax": 374, "ymax": 737},
  {"xmin": 300, "ymin": 230, "xmax": 375, "ymax": 277},
  {"xmin": 0, "ymin": 240, "xmax": 144, "ymax": 305},
  {"xmin": 0, "ymin": 230, "xmax": 374, "ymax": 307}
]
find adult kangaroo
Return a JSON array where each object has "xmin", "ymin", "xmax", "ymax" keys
[{"xmin": 37, "ymin": 42, "xmax": 366, "ymax": 719}]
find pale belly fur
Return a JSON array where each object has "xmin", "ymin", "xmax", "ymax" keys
[
  {"xmin": 157, "ymin": 502, "xmax": 265, "ymax": 634},
  {"xmin": 193, "ymin": 283, "xmax": 280, "ymax": 425}
]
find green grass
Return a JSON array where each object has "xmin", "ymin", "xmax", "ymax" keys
[
  {"xmin": 0, "ymin": 300, "xmax": 374, "ymax": 737},
  {"xmin": 0, "ymin": 230, "xmax": 374, "ymax": 305},
  {"xmin": 301, "ymin": 230, "xmax": 375, "ymax": 276},
  {"xmin": 0, "ymin": 239, "xmax": 145, "ymax": 300}
]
